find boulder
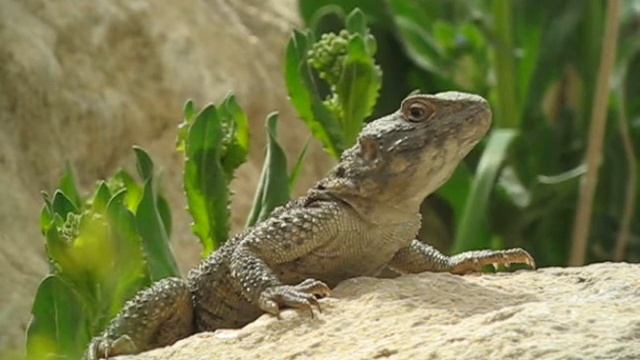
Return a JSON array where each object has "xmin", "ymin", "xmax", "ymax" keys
[{"xmin": 120, "ymin": 263, "xmax": 640, "ymax": 360}]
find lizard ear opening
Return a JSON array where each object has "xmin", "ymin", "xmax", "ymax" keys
[{"xmin": 359, "ymin": 136, "xmax": 379, "ymax": 162}]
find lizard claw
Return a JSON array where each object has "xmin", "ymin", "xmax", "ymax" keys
[
  {"xmin": 258, "ymin": 279, "xmax": 331, "ymax": 318},
  {"xmin": 85, "ymin": 334, "xmax": 136, "ymax": 360}
]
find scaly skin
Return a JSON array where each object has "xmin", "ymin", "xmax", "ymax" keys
[{"xmin": 86, "ymin": 92, "xmax": 535, "ymax": 359}]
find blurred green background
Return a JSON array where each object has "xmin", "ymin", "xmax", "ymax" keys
[{"xmin": 299, "ymin": 0, "xmax": 640, "ymax": 267}]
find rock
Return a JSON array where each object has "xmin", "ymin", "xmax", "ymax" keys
[
  {"xmin": 120, "ymin": 263, "xmax": 640, "ymax": 360},
  {"xmin": 0, "ymin": 0, "xmax": 334, "ymax": 352}
]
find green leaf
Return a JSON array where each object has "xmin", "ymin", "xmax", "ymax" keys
[
  {"xmin": 184, "ymin": 99, "xmax": 196, "ymax": 121},
  {"xmin": 51, "ymin": 190, "xmax": 78, "ymax": 220},
  {"xmin": 177, "ymin": 99, "xmax": 197, "ymax": 153},
  {"xmin": 453, "ymin": 129, "xmax": 518, "ymax": 252},
  {"xmin": 113, "ymin": 170, "xmax": 143, "ymax": 213},
  {"xmin": 26, "ymin": 275, "xmax": 88, "ymax": 360},
  {"xmin": 92, "ymin": 181, "xmax": 111, "ymax": 213},
  {"xmin": 133, "ymin": 146, "xmax": 154, "ymax": 181},
  {"xmin": 157, "ymin": 194, "xmax": 172, "ymax": 238},
  {"xmin": 346, "ymin": 8, "xmax": 367, "ymax": 36},
  {"xmin": 336, "ymin": 33, "xmax": 382, "ymax": 144},
  {"xmin": 285, "ymin": 29, "xmax": 345, "ymax": 158},
  {"xmin": 106, "ymin": 190, "xmax": 150, "ymax": 317},
  {"xmin": 246, "ymin": 113, "xmax": 292, "ymax": 227},
  {"xmin": 44, "ymin": 225, "xmax": 66, "ymax": 272},
  {"xmin": 134, "ymin": 152, "xmax": 179, "ymax": 280},
  {"xmin": 40, "ymin": 200, "xmax": 54, "ymax": 236},
  {"xmin": 218, "ymin": 94, "xmax": 250, "ymax": 177},
  {"xmin": 389, "ymin": 13, "xmax": 446, "ymax": 74},
  {"xmin": 58, "ymin": 163, "xmax": 83, "ymax": 209},
  {"xmin": 289, "ymin": 138, "xmax": 310, "ymax": 192},
  {"xmin": 184, "ymin": 105, "xmax": 230, "ymax": 255}
]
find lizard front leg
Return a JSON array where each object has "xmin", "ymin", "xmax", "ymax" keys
[
  {"xmin": 229, "ymin": 200, "xmax": 342, "ymax": 317},
  {"xmin": 389, "ymin": 239, "xmax": 535, "ymax": 275}
]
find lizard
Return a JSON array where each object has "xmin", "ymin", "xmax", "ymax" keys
[{"xmin": 87, "ymin": 91, "xmax": 535, "ymax": 359}]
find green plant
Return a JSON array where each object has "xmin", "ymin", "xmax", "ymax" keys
[
  {"xmin": 27, "ymin": 149, "xmax": 178, "ymax": 359},
  {"xmin": 25, "ymin": 8, "xmax": 375, "ymax": 359},
  {"xmin": 286, "ymin": 8, "xmax": 381, "ymax": 158},
  {"xmin": 178, "ymin": 96, "xmax": 308, "ymax": 254},
  {"xmin": 177, "ymin": 94, "xmax": 249, "ymax": 256}
]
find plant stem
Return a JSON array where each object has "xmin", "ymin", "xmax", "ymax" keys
[
  {"xmin": 614, "ymin": 82, "xmax": 637, "ymax": 261},
  {"xmin": 569, "ymin": 0, "xmax": 621, "ymax": 266},
  {"xmin": 492, "ymin": 0, "xmax": 518, "ymax": 128}
]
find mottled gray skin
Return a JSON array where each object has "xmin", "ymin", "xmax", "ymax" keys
[{"xmin": 87, "ymin": 92, "xmax": 535, "ymax": 359}]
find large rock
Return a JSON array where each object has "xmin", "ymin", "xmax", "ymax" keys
[
  {"xmin": 121, "ymin": 263, "xmax": 640, "ymax": 360},
  {"xmin": 0, "ymin": 0, "xmax": 334, "ymax": 353}
]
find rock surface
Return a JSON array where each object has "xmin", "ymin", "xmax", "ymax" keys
[
  {"xmin": 0, "ymin": 0, "xmax": 335, "ymax": 352},
  {"xmin": 120, "ymin": 263, "xmax": 640, "ymax": 360}
]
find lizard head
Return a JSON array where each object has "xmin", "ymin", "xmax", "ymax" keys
[{"xmin": 313, "ymin": 91, "xmax": 491, "ymax": 221}]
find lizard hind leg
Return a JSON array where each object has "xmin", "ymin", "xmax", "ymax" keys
[
  {"xmin": 86, "ymin": 277, "xmax": 195, "ymax": 359},
  {"xmin": 449, "ymin": 248, "xmax": 536, "ymax": 275}
]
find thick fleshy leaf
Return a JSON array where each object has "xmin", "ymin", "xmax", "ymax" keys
[
  {"xmin": 58, "ymin": 163, "xmax": 83, "ymax": 209},
  {"xmin": 136, "ymin": 177, "xmax": 179, "ymax": 280},
  {"xmin": 26, "ymin": 275, "xmax": 88, "ymax": 360},
  {"xmin": 219, "ymin": 94, "xmax": 250, "ymax": 177},
  {"xmin": 113, "ymin": 170, "xmax": 142, "ymax": 213},
  {"xmin": 157, "ymin": 194, "xmax": 172, "ymax": 238},
  {"xmin": 133, "ymin": 146, "xmax": 154, "ymax": 181},
  {"xmin": 40, "ymin": 199, "xmax": 54, "ymax": 236},
  {"xmin": 336, "ymin": 33, "xmax": 382, "ymax": 144},
  {"xmin": 106, "ymin": 190, "xmax": 150, "ymax": 317},
  {"xmin": 44, "ymin": 225, "xmax": 67, "ymax": 273},
  {"xmin": 246, "ymin": 113, "xmax": 291, "ymax": 227},
  {"xmin": 133, "ymin": 149, "xmax": 179, "ymax": 281},
  {"xmin": 346, "ymin": 8, "xmax": 367, "ymax": 36},
  {"xmin": 177, "ymin": 99, "xmax": 197, "ymax": 153},
  {"xmin": 51, "ymin": 190, "xmax": 78, "ymax": 221},
  {"xmin": 91, "ymin": 181, "xmax": 111, "ymax": 213},
  {"xmin": 184, "ymin": 105, "xmax": 229, "ymax": 255}
]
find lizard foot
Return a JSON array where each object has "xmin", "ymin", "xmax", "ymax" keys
[
  {"xmin": 85, "ymin": 334, "xmax": 137, "ymax": 360},
  {"xmin": 258, "ymin": 278, "xmax": 331, "ymax": 318},
  {"xmin": 449, "ymin": 248, "xmax": 535, "ymax": 275}
]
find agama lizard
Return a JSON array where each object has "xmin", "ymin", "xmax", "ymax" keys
[{"xmin": 87, "ymin": 92, "xmax": 535, "ymax": 359}]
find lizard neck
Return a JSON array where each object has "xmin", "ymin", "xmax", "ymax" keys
[{"xmin": 307, "ymin": 189, "xmax": 422, "ymax": 226}]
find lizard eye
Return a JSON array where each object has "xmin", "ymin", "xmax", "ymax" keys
[{"xmin": 402, "ymin": 100, "xmax": 434, "ymax": 122}]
